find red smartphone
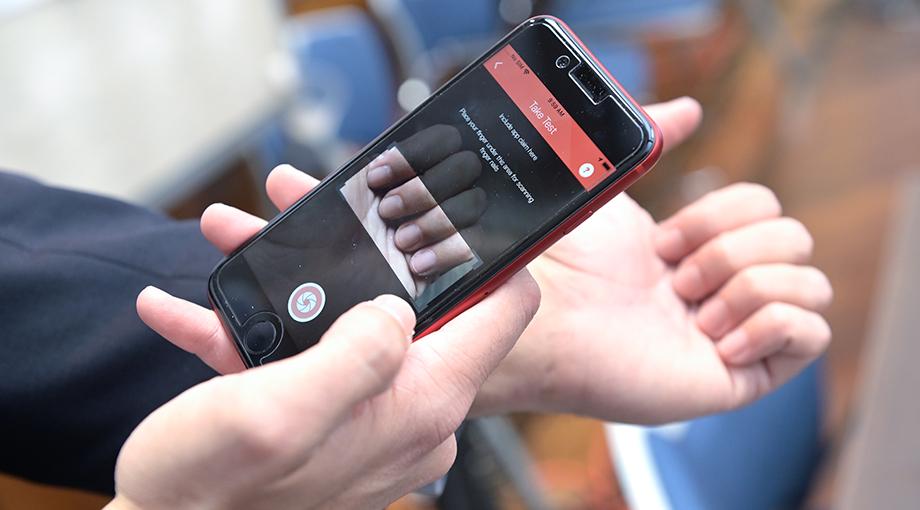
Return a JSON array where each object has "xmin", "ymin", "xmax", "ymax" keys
[{"xmin": 209, "ymin": 16, "xmax": 662, "ymax": 367}]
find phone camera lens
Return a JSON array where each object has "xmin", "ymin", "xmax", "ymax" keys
[{"xmin": 555, "ymin": 55, "xmax": 571, "ymax": 69}]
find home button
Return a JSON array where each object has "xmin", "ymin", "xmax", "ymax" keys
[{"xmin": 242, "ymin": 313, "xmax": 282, "ymax": 356}]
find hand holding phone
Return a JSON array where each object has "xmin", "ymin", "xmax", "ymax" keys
[{"xmin": 119, "ymin": 285, "xmax": 538, "ymax": 509}]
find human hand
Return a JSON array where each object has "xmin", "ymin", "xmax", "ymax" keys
[
  {"xmin": 339, "ymin": 125, "xmax": 486, "ymax": 298},
  {"xmin": 126, "ymin": 168, "xmax": 540, "ymax": 508},
  {"xmin": 472, "ymin": 97, "xmax": 834, "ymax": 424}
]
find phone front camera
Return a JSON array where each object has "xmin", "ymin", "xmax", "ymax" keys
[{"xmin": 555, "ymin": 55, "xmax": 571, "ymax": 69}]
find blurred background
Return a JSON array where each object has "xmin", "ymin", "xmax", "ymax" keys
[{"xmin": 1, "ymin": 0, "xmax": 918, "ymax": 508}]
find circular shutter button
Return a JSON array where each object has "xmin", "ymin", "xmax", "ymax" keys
[{"xmin": 243, "ymin": 320, "xmax": 277, "ymax": 355}]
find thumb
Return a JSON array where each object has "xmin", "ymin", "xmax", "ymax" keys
[{"xmin": 245, "ymin": 295, "xmax": 415, "ymax": 452}]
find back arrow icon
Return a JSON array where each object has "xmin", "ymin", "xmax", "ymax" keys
[{"xmin": 493, "ymin": 61, "xmax": 503, "ymax": 69}]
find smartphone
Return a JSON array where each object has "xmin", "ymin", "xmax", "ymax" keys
[{"xmin": 209, "ymin": 16, "xmax": 662, "ymax": 367}]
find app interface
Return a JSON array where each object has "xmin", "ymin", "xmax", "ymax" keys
[{"xmin": 218, "ymin": 26, "xmax": 644, "ymax": 359}]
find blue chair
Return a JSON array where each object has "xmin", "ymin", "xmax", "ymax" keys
[
  {"xmin": 547, "ymin": 0, "xmax": 722, "ymax": 38},
  {"xmin": 286, "ymin": 7, "xmax": 397, "ymax": 145},
  {"xmin": 368, "ymin": 0, "xmax": 504, "ymax": 86},
  {"xmin": 580, "ymin": 41, "xmax": 652, "ymax": 102},
  {"xmin": 611, "ymin": 360, "xmax": 825, "ymax": 509},
  {"xmin": 543, "ymin": 0, "xmax": 724, "ymax": 101},
  {"xmin": 256, "ymin": 7, "xmax": 398, "ymax": 177}
]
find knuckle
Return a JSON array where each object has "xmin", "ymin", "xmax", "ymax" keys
[
  {"xmin": 706, "ymin": 234, "xmax": 737, "ymax": 273},
  {"xmin": 803, "ymin": 266, "xmax": 834, "ymax": 309},
  {"xmin": 778, "ymin": 217, "xmax": 814, "ymax": 260},
  {"xmin": 352, "ymin": 309, "xmax": 408, "ymax": 387},
  {"xmin": 799, "ymin": 313, "xmax": 832, "ymax": 358},
  {"xmin": 736, "ymin": 267, "xmax": 768, "ymax": 297},
  {"xmin": 814, "ymin": 316, "xmax": 833, "ymax": 349},
  {"xmin": 735, "ymin": 182, "xmax": 782, "ymax": 216},
  {"xmin": 762, "ymin": 302, "xmax": 794, "ymax": 333}
]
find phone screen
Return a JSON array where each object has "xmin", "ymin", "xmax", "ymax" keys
[{"xmin": 213, "ymin": 20, "xmax": 653, "ymax": 364}]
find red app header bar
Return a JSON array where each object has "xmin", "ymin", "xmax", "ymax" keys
[{"xmin": 485, "ymin": 45, "xmax": 613, "ymax": 191}]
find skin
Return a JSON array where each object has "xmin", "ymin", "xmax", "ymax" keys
[
  {"xmin": 473, "ymin": 98, "xmax": 834, "ymax": 422},
  {"xmin": 121, "ymin": 96, "xmax": 832, "ymax": 504},
  {"xmin": 340, "ymin": 139, "xmax": 485, "ymax": 297},
  {"xmin": 108, "ymin": 276, "xmax": 539, "ymax": 509}
]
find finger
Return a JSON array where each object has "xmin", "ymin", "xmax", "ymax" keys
[
  {"xmin": 366, "ymin": 125, "xmax": 464, "ymax": 191},
  {"xmin": 672, "ymin": 217, "xmax": 813, "ymax": 301},
  {"xmin": 414, "ymin": 271, "xmax": 541, "ymax": 408},
  {"xmin": 419, "ymin": 150, "xmax": 481, "ymax": 203},
  {"xmin": 697, "ymin": 264, "xmax": 834, "ymax": 338},
  {"xmin": 378, "ymin": 177, "xmax": 438, "ymax": 220},
  {"xmin": 393, "ymin": 124, "xmax": 462, "ymax": 175},
  {"xmin": 200, "ymin": 203, "xmax": 267, "ymax": 255},
  {"xmin": 249, "ymin": 295, "xmax": 414, "ymax": 455},
  {"xmin": 409, "ymin": 232, "xmax": 475, "ymax": 276},
  {"xmin": 718, "ymin": 302, "xmax": 831, "ymax": 367},
  {"xmin": 643, "ymin": 96, "xmax": 703, "ymax": 153},
  {"xmin": 395, "ymin": 188, "xmax": 487, "ymax": 252},
  {"xmin": 655, "ymin": 182, "xmax": 783, "ymax": 262},
  {"xmin": 136, "ymin": 286, "xmax": 245, "ymax": 374},
  {"xmin": 265, "ymin": 164, "xmax": 321, "ymax": 211},
  {"xmin": 378, "ymin": 151, "xmax": 481, "ymax": 220},
  {"xmin": 366, "ymin": 146, "xmax": 419, "ymax": 190}
]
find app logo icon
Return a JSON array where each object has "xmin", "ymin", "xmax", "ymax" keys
[
  {"xmin": 578, "ymin": 163, "xmax": 595, "ymax": 178},
  {"xmin": 288, "ymin": 282, "xmax": 326, "ymax": 323}
]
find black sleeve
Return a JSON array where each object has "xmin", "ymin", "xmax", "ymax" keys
[{"xmin": 0, "ymin": 172, "xmax": 221, "ymax": 495}]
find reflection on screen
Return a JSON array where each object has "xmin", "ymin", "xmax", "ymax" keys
[{"xmin": 340, "ymin": 126, "xmax": 484, "ymax": 307}]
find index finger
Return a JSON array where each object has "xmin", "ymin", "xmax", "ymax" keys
[
  {"xmin": 655, "ymin": 183, "xmax": 783, "ymax": 262},
  {"xmin": 644, "ymin": 96, "xmax": 703, "ymax": 153},
  {"xmin": 366, "ymin": 124, "xmax": 463, "ymax": 191}
]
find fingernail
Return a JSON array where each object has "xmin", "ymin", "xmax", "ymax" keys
[
  {"xmin": 395, "ymin": 224, "xmax": 422, "ymax": 250},
  {"xmin": 366, "ymin": 165, "xmax": 391, "ymax": 187},
  {"xmin": 697, "ymin": 298, "xmax": 730, "ymax": 337},
  {"xmin": 673, "ymin": 264, "xmax": 704, "ymax": 299},
  {"xmin": 655, "ymin": 227, "xmax": 686, "ymax": 260},
  {"xmin": 717, "ymin": 329, "xmax": 748, "ymax": 363},
  {"xmin": 378, "ymin": 195, "xmax": 404, "ymax": 218},
  {"xmin": 371, "ymin": 295, "xmax": 416, "ymax": 336},
  {"xmin": 410, "ymin": 249, "xmax": 437, "ymax": 275}
]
